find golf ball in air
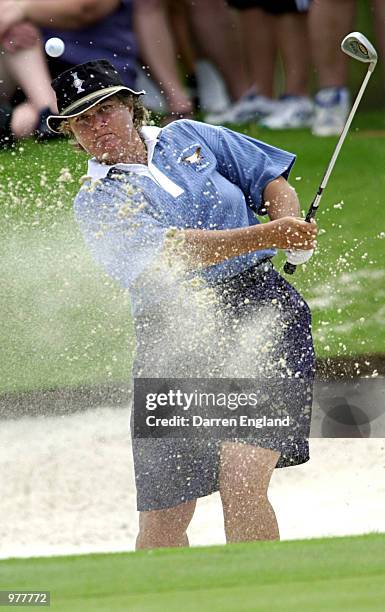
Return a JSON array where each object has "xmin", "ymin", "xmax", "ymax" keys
[{"xmin": 45, "ymin": 38, "xmax": 65, "ymax": 58}]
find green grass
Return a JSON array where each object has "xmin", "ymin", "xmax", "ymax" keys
[
  {"xmin": 1, "ymin": 112, "xmax": 384, "ymax": 393},
  {"xmin": 1, "ymin": 533, "xmax": 384, "ymax": 611},
  {"xmin": 253, "ymin": 116, "xmax": 385, "ymax": 361}
]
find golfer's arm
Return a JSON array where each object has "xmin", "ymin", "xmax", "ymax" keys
[
  {"xmin": 263, "ymin": 176, "xmax": 300, "ymax": 220},
  {"xmin": 172, "ymin": 177, "xmax": 301, "ymax": 268},
  {"xmin": 175, "ymin": 224, "xmax": 273, "ymax": 268},
  {"xmin": 22, "ymin": 0, "xmax": 119, "ymax": 29}
]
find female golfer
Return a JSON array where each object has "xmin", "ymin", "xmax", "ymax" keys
[{"xmin": 48, "ymin": 60, "xmax": 317, "ymax": 549}]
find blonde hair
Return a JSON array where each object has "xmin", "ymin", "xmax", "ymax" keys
[{"xmin": 58, "ymin": 93, "xmax": 150, "ymax": 148}]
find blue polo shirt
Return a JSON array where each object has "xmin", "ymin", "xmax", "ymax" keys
[{"xmin": 74, "ymin": 120, "xmax": 296, "ymax": 316}]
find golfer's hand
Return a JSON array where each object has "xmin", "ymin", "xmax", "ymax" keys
[{"xmin": 267, "ymin": 217, "xmax": 317, "ymax": 250}]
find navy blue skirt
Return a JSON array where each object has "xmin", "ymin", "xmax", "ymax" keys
[{"xmin": 131, "ymin": 260, "xmax": 316, "ymax": 511}]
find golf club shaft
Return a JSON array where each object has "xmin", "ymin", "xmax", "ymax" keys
[{"xmin": 284, "ymin": 65, "xmax": 375, "ymax": 275}]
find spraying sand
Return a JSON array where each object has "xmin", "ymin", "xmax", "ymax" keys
[{"xmin": 1, "ymin": 175, "xmax": 384, "ymax": 559}]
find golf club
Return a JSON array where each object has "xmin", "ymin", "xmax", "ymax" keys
[{"xmin": 284, "ymin": 31, "xmax": 378, "ymax": 275}]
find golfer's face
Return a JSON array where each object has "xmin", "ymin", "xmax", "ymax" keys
[{"xmin": 69, "ymin": 96, "xmax": 134, "ymax": 163}]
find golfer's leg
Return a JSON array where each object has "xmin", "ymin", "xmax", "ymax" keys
[
  {"xmin": 136, "ymin": 499, "xmax": 197, "ymax": 550},
  {"xmin": 219, "ymin": 442, "xmax": 280, "ymax": 543}
]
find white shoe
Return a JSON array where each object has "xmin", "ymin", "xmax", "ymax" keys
[
  {"xmin": 260, "ymin": 95, "xmax": 314, "ymax": 129},
  {"xmin": 195, "ymin": 59, "xmax": 230, "ymax": 113},
  {"xmin": 205, "ymin": 90, "xmax": 277, "ymax": 125},
  {"xmin": 312, "ymin": 87, "xmax": 350, "ymax": 136}
]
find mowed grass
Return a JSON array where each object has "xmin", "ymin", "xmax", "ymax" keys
[
  {"xmin": 0, "ymin": 112, "xmax": 384, "ymax": 393},
  {"xmin": 0, "ymin": 533, "xmax": 384, "ymax": 611}
]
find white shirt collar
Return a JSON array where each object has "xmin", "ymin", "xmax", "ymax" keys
[
  {"xmin": 85, "ymin": 125, "xmax": 183, "ymax": 198},
  {"xmin": 140, "ymin": 125, "xmax": 162, "ymax": 164},
  {"xmin": 87, "ymin": 126, "xmax": 162, "ymax": 180}
]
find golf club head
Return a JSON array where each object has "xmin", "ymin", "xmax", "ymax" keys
[{"xmin": 341, "ymin": 32, "xmax": 378, "ymax": 69}]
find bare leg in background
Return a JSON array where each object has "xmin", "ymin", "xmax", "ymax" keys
[
  {"xmin": 275, "ymin": 11, "xmax": 310, "ymax": 96},
  {"xmin": 372, "ymin": 0, "xmax": 385, "ymax": 97},
  {"xmin": 309, "ymin": 0, "xmax": 355, "ymax": 88},
  {"xmin": 0, "ymin": 41, "xmax": 57, "ymax": 138},
  {"xmin": 134, "ymin": 0, "xmax": 193, "ymax": 116},
  {"xmin": 238, "ymin": 7, "xmax": 276, "ymax": 98},
  {"xmin": 187, "ymin": 0, "xmax": 249, "ymax": 101}
]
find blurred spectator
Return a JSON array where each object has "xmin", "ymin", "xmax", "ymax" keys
[
  {"xmin": 186, "ymin": 0, "xmax": 251, "ymax": 115},
  {"xmin": 167, "ymin": 0, "xmax": 199, "ymax": 110},
  {"xmin": 134, "ymin": 0, "xmax": 252, "ymax": 123},
  {"xmin": 372, "ymin": 0, "xmax": 385, "ymax": 93},
  {"xmin": 43, "ymin": 1, "xmax": 137, "ymax": 85},
  {"xmin": 310, "ymin": 0, "xmax": 385, "ymax": 136},
  {"xmin": 217, "ymin": 0, "xmax": 313, "ymax": 128},
  {"xmin": 0, "ymin": 24, "xmax": 58, "ymax": 146},
  {"xmin": 0, "ymin": 0, "xmax": 138, "ymax": 146},
  {"xmin": 134, "ymin": 0, "xmax": 194, "ymax": 123},
  {"xmin": 310, "ymin": 0, "xmax": 354, "ymax": 136}
]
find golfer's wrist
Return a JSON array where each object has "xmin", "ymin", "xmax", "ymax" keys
[
  {"xmin": 257, "ymin": 218, "xmax": 288, "ymax": 250},
  {"xmin": 250, "ymin": 223, "xmax": 273, "ymax": 250}
]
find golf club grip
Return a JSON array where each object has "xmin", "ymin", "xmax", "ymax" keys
[{"xmin": 283, "ymin": 192, "xmax": 321, "ymax": 275}]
